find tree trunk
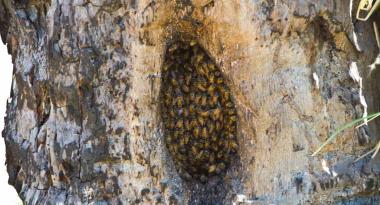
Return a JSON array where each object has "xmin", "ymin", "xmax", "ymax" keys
[{"xmin": 1, "ymin": 0, "xmax": 380, "ymax": 204}]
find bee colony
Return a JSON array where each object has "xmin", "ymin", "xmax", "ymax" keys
[{"xmin": 160, "ymin": 40, "xmax": 238, "ymax": 182}]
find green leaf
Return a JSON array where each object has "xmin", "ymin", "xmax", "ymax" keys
[{"xmin": 312, "ymin": 112, "xmax": 380, "ymax": 156}]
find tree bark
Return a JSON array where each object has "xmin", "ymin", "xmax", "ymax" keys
[{"xmin": 1, "ymin": 0, "xmax": 380, "ymax": 204}]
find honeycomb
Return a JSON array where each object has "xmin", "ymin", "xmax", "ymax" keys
[{"xmin": 160, "ymin": 40, "xmax": 238, "ymax": 182}]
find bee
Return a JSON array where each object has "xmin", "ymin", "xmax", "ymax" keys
[
  {"xmin": 211, "ymin": 108, "xmax": 222, "ymax": 121},
  {"xmin": 191, "ymin": 119, "xmax": 198, "ymax": 127},
  {"xmin": 203, "ymin": 141, "xmax": 210, "ymax": 149},
  {"xmin": 216, "ymin": 151, "xmax": 224, "ymax": 159},
  {"xmin": 190, "ymin": 55, "xmax": 196, "ymax": 64},
  {"xmin": 225, "ymin": 101, "xmax": 234, "ymax": 108},
  {"xmin": 191, "ymin": 146, "xmax": 199, "ymax": 155},
  {"xmin": 209, "ymin": 94, "xmax": 218, "ymax": 106},
  {"xmin": 165, "ymin": 120, "xmax": 175, "ymax": 129},
  {"xmin": 173, "ymin": 130, "xmax": 181, "ymax": 138},
  {"xmin": 200, "ymin": 175, "xmax": 207, "ymax": 183},
  {"xmin": 164, "ymin": 97, "xmax": 171, "ymax": 106},
  {"xmin": 184, "ymin": 134, "xmax": 190, "ymax": 144},
  {"xmin": 176, "ymin": 120, "xmax": 183, "ymax": 129},
  {"xmin": 179, "ymin": 169, "xmax": 192, "ymax": 180},
  {"xmin": 171, "ymin": 78, "xmax": 179, "ymax": 86},
  {"xmin": 171, "ymin": 97, "xmax": 177, "ymax": 107},
  {"xmin": 183, "ymin": 50, "xmax": 190, "ymax": 60},
  {"xmin": 190, "ymin": 167, "xmax": 198, "ymax": 174},
  {"xmin": 166, "ymin": 134, "xmax": 173, "ymax": 143},
  {"xmin": 215, "ymin": 163, "xmax": 226, "ymax": 174},
  {"xmin": 164, "ymin": 92, "xmax": 171, "ymax": 98},
  {"xmin": 196, "ymin": 82, "xmax": 207, "ymax": 92},
  {"xmin": 226, "ymin": 133, "xmax": 235, "ymax": 140},
  {"xmin": 185, "ymin": 64, "xmax": 193, "ymax": 72},
  {"xmin": 197, "ymin": 65, "xmax": 208, "ymax": 76},
  {"xmin": 222, "ymin": 90, "xmax": 230, "ymax": 100},
  {"xmin": 199, "ymin": 110, "xmax": 209, "ymax": 117},
  {"xmin": 207, "ymin": 62, "xmax": 216, "ymax": 71},
  {"xmin": 198, "ymin": 116, "xmax": 206, "ymax": 126},
  {"xmin": 201, "ymin": 127, "xmax": 208, "ymax": 139},
  {"xmin": 216, "ymin": 77, "xmax": 224, "ymax": 84},
  {"xmin": 218, "ymin": 139, "xmax": 224, "ymax": 147},
  {"xmin": 168, "ymin": 145, "xmax": 175, "ymax": 153},
  {"xmin": 201, "ymin": 95, "xmax": 207, "ymax": 106},
  {"xmin": 185, "ymin": 120, "xmax": 192, "ymax": 130},
  {"xmin": 171, "ymin": 145, "xmax": 179, "ymax": 153},
  {"xmin": 163, "ymin": 64, "xmax": 170, "ymax": 72},
  {"xmin": 189, "ymin": 92, "xmax": 196, "ymax": 101},
  {"xmin": 177, "ymin": 73, "xmax": 184, "ymax": 83},
  {"xmin": 209, "ymin": 151, "xmax": 216, "ymax": 160},
  {"xmin": 175, "ymin": 56, "xmax": 183, "ymax": 64},
  {"xmin": 168, "ymin": 44, "xmax": 178, "ymax": 52},
  {"xmin": 207, "ymin": 85, "xmax": 215, "ymax": 95},
  {"xmin": 192, "ymin": 45, "xmax": 199, "ymax": 54},
  {"xmin": 185, "ymin": 74, "xmax": 192, "ymax": 85},
  {"xmin": 208, "ymin": 74, "xmax": 215, "ymax": 83},
  {"xmin": 176, "ymin": 96, "xmax": 184, "ymax": 107},
  {"xmin": 183, "ymin": 85, "xmax": 190, "ymax": 93},
  {"xmin": 226, "ymin": 124, "xmax": 236, "ymax": 132},
  {"xmin": 208, "ymin": 165, "xmax": 216, "ymax": 173},
  {"xmin": 176, "ymin": 153, "xmax": 185, "ymax": 161},
  {"xmin": 224, "ymin": 116, "xmax": 236, "ymax": 128},
  {"xmin": 190, "ymin": 40, "xmax": 197, "ymax": 46},
  {"xmin": 189, "ymin": 104, "xmax": 196, "ymax": 114},
  {"xmin": 211, "ymin": 134, "xmax": 218, "ymax": 142},
  {"xmin": 195, "ymin": 150, "xmax": 203, "ymax": 159},
  {"xmin": 183, "ymin": 108, "xmax": 189, "ymax": 117},
  {"xmin": 227, "ymin": 115, "xmax": 237, "ymax": 123},
  {"xmin": 179, "ymin": 137, "xmax": 185, "ymax": 147},
  {"xmin": 224, "ymin": 140, "xmax": 236, "ymax": 150},
  {"xmin": 195, "ymin": 54, "xmax": 204, "ymax": 64},
  {"xmin": 184, "ymin": 96, "xmax": 191, "ymax": 105},
  {"xmin": 193, "ymin": 127, "xmax": 200, "ymax": 138},
  {"xmin": 174, "ymin": 87, "xmax": 181, "ymax": 95},
  {"xmin": 161, "ymin": 105, "xmax": 168, "ymax": 114},
  {"xmin": 202, "ymin": 150, "xmax": 210, "ymax": 159},
  {"xmin": 195, "ymin": 95, "xmax": 202, "ymax": 104},
  {"xmin": 218, "ymin": 86, "xmax": 225, "ymax": 93},
  {"xmin": 211, "ymin": 143, "xmax": 219, "ymax": 151},
  {"xmin": 215, "ymin": 121, "xmax": 222, "ymax": 131},
  {"xmin": 169, "ymin": 109, "xmax": 176, "ymax": 118},
  {"xmin": 208, "ymin": 122, "xmax": 215, "ymax": 133},
  {"xmin": 229, "ymin": 141, "xmax": 238, "ymax": 152},
  {"xmin": 174, "ymin": 160, "xmax": 183, "ymax": 168},
  {"xmin": 226, "ymin": 108, "xmax": 236, "ymax": 115},
  {"xmin": 224, "ymin": 119, "xmax": 235, "ymax": 128}
]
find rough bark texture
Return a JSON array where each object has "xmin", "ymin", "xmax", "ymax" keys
[{"xmin": 1, "ymin": 0, "xmax": 380, "ymax": 204}]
